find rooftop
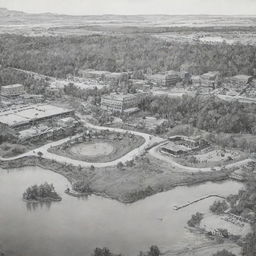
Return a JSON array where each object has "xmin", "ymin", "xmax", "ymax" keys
[
  {"xmin": 230, "ymin": 74, "xmax": 252, "ymax": 81},
  {"xmin": 102, "ymin": 92, "xmax": 146, "ymax": 101},
  {"xmin": 162, "ymin": 141, "xmax": 192, "ymax": 153},
  {"xmin": 1, "ymin": 84, "xmax": 24, "ymax": 89},
  {"xmin": 0, "ymin": 104, "xmax": 73, "ymax": 127},
  {"xmin": 79, "ymin": 69, "xmax": 111, "ymax": 75}
]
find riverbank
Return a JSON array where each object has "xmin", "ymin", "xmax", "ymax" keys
[
  {"xmin": 0, "ymin": 167, "xmax": 243, "ymax": 256},
  {"xmin": 0, "ymin": 155, "xmax": 234, "ymax": 203},
  {"xmin": 163, "ymin": 239, "xmax": 241, "ymax": 256},
  {"xmin": 23, "ymin": 197, "xmax": 62, "ymax": 203}
]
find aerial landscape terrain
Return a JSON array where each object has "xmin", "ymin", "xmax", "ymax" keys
[{"xmin": 0, "ymin": 4, "xmax": 256, "ymax": 256}]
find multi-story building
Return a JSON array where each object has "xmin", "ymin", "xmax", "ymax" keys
[
  {"xmin": 146, "ymin": 73, "xmax": 166, "ymax": 86},
  {"xmin": 146, "ymin": 71, "xmax": 181, "ymax": 87},
  {"xmin": 78, "ymin": 69, "xmax": 111, "ymax": 80},
  {"xmin": 101, "ymin": 92, "xmax": 148, "ymax": 113},
  {"xmin": 165, "ymin": 72, "xmax": 182, "ymax": 86},
  {"xmin": 1, "ymin": 84, "xmax": 25, "ymax": 97}
]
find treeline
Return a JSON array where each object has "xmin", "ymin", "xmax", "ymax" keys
[
  {"xmin": 139, "ymin": 95, "xmax": 256, "ymax": 135},
  {"xmin": 226, "ymin": 174, "xmax": 256, "ymax": 256},
  {"xmin": 92, "ymin": 245, "xmax": 160, "ymax": 256},
  {"xmin": 50, "ymin": 25, "xmax": 256, "ymax": 34},
  {"xmin": 0, "ymin": 68, "xmax": 48, "ymax": 93},
  {"xmin": 0, "ymin": 34, "xmax": 256, "ymax": 78},
  {"xmin": 23, "ymin": 183, "xmax": 61, "ymax": 202}
]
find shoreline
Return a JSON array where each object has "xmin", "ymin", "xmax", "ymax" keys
[
  {"xmin": 23, "ymin": 197, "xmax": 62, "ymax": 203},
  {"xmin": 0, "ymin": 156, "xmax": 233, "ymax": 204}
]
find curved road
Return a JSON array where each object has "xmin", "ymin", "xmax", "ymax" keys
[
  {"xmin": 0, "ymin": 120, "xmax": 254, "ymax": 170},
  {"xmin": 149, "ymin": 142, "xmax": 254, "ymax": 172},
  {"xmin": 0, "ymin": 122, "xmax": 163, "ymax": 168}
]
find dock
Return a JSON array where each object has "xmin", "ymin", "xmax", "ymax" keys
[{"xmin": 173, "ymin": 195, "xmax": 226, "ymax": 210}]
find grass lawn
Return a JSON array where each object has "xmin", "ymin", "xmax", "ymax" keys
[{"xmin": 49, "ymin": 133, "xmax": 145, "ymax": 163}]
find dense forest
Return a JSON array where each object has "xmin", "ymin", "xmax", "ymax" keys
[
  {"xmin": 139, "ymin": 95, "xmax": 256, "ymax": 135},
  {"xmin": 0, "ymin": 34, "xmax": 256, "ymax": 78}
]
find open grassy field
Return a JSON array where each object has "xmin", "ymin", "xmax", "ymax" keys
[
  {"xmin": 49, "ymin": 133, "xmax": 145, "ymax": 163},
  {"xmin": 0, "ymin": 153, "xmax": 231, "ymax": 203}
]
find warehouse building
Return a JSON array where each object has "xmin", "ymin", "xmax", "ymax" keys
[{"xmin": 0, "ymin": 104, "xmax": 74, "ymax": 130}]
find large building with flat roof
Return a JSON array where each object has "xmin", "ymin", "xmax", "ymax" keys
[
  {"xmin": 78, "ymin": 69, "xmax": 111, "ymax": 79},
  {"xmin": 0, "ymin": 104, "xmax": 74, "ymax": 130},
  {"xmin": 101, "ymin": 92, "xmax": 148, "ymax": 113},
  {"xmin": 146, "ymin": 71, "xmax": 181, "ymax": 87},
  {"xmin": 1, "ymin": 84, "xmax": 25, "ymax": 97}
]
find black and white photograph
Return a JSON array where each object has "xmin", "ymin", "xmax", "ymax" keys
[{"xmin": 0, "ymin": 1, "xmax": 256, "ymax": 256}]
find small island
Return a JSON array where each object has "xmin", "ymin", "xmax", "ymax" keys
[{"xmin": 23, "ymin": 182, "xmax": 62, "ymax": 202}]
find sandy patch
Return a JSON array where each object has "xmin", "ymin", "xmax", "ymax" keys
[
  {"xmin": 195, "ymin": 149, "xmax": 241, "ymax": 163},
  {"xmin": 200, "ymin": 214, "xmax": 251, "ymax": 238}
]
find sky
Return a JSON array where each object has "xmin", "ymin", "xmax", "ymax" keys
[{"xmin": 0, "ymin": 0, "xmax": 256, "ymax": 15}]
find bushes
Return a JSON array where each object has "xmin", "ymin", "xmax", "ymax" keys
[
  {"xmin": 210, "ymin": 200, "xmax": 229, "ymax": 215},
  {"xmin": 126, "ymin": 186, "xmax": 155, "ymax": 202},
  {"xmin": 23, "ymin": 182, "xmax": 61, "ymax": 201},
  {"xmin": 72, "ymin": 181, "xmax": 92, "ymax": 193},
  {"xmin": 212, "ymin": 249, "xmax": 236, "ymax": 256},
  {"xmin": 92, "ymin": 245, "xmax": 160, "ymax": 256},
  {"xmin": 187, "ymin": 212, "xmax": 204, "ymax": 227},
  {"xmin": 140, "ymin": 94, "xmax": 256, "ymax": 135}
]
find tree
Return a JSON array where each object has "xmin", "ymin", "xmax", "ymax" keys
[
  {"xmin": 187, "ymin": 212, "xmax": 204, "ymax": 227},
  {"xmin": 242, "ymin": 228, "xmax": 256, "ymax": 256},
  {"xmin": 37, "ymin": 151, "xmax": 43, "ymax": 159},
  {"xmin": 212, "ymin": 249, "xmax": 236, "ymax": 256},
  {"xmin": 93, "ymin": 247, "xmax": 116, "ymax": 256},
  {"xmin": 117, "ymin": 162, "xmax": 124, "ymax": 170},
  {"xmin": 210, "ymin": 200, "xmax": 229, "ymax": 215},
  {"xmin": 148, "ymin": 246, "xmax": 160, "ymax": 256}
]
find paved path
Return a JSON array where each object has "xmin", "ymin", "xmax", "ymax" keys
[
  {"xmin": 148, "ymin": 143, "xmax": 254, "ymax": 173},
  {"xmin": 0, "ymin": 122, "xmax": 163, "ymax": 168},
  {"xmin": 0, "ymin": 119, "xmax": 253, "ymax": 171}
]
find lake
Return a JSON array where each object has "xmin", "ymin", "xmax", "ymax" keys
[{"xmin": 0, "ymin": 166, "xmax": 244, "ymax": 256}]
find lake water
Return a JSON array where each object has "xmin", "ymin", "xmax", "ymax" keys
[{"xmin": 0, "ymin": 167, "xmax": 243, "ymax": 256}]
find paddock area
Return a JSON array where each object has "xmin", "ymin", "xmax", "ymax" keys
[{"xmin": 70, "ymin": 142, "xmax": 114, "ymax": 157}]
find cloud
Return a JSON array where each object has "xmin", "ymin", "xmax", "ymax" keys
[{"xmin": 0, "ymin": 0, "xmax": 255, "ymax": 15}]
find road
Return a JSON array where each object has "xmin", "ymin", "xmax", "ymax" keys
[
  {"xmin": 0, "ymin": 119, "xmax": 253, "ymax": 170},
  {"xmin": 0, "ymin": 122, "xmax": 163, "ymax": 168},
  {"xmin": 148, "ymin": 142, "xmax": 254, "ymax": 173}
]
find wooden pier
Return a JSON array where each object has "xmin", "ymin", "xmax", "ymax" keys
[{"xmin": 173, "ymin": 195, "xmax": 226, "ymax": 210}]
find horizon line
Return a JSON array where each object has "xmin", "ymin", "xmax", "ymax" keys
[{"xmin": 2, "ymin": 7, "xmax": 256, "ymax": 17}]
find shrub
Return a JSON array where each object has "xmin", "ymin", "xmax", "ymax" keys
[
  {"xmin": 23, "ymin": 182, "xmax": 61, "ymax": 201},
  {"xmin": 187, "ymin": 212, "xmax": 204, "ymax": 227},
  {"xmin": 72, "ymin": 181, "xmax": 92, "ymax": 193},
  {"xmin": 117, "ymin": 162, "xmax": 124, "ymax": 169},
  {"xmin": 212, "ymin": 249, "xmax": 236, "ymax": 256},
  {"xmin": 210, "ymin": 200, "xmax": 229, "ymax": 215}
]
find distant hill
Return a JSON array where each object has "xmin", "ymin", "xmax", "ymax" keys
[
  {"xmin": 0, "ymin": 7, "xmax": 26, "ymax": 17},
  {"xmin": 0, "ymin": 7, "xmax": 256, "ymax": 27}
]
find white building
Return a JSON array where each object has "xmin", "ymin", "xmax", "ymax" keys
[
  {"xmin": 0, "ymin": 104, "xmax": 74, "ymax": 130},
  {"xmin": 101, "ymin": 92, "xmax": 148, "ymax": 113}
]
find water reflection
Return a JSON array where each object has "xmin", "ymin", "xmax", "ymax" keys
[
  {"xmin": 26, "ymin": 201, "xmax": 52, "ymax": 211},
  {"xmin": 0, "ymin": 167, "xmax": 245, "ymax": 256}
]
